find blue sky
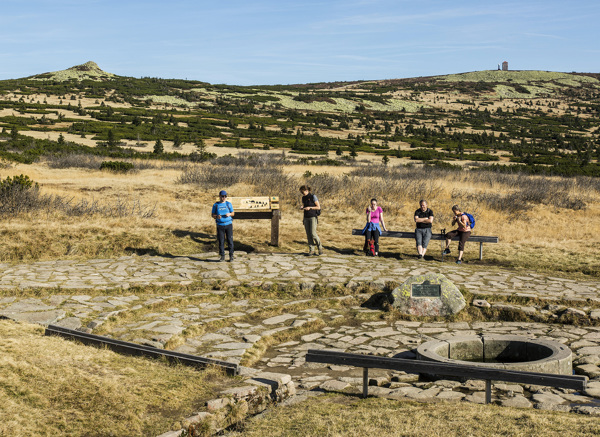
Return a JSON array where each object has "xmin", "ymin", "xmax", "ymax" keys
[{"xmin": 1, "ymin": 0, "xmax": 598, "ymax": 85}]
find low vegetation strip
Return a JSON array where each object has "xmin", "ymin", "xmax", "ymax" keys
[{"xmin": 232, "ymin": 394, "xmax": 600, "ymax": 437}]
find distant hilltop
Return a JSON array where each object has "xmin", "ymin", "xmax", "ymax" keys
[
  {"xmin": 22, "ymin": 62, "xmax": 599, "ymax": 88},
  {"xmin": 67, "ymin": 61, "xmax": 103, "ymax": 72},
  {"xmin": 30, "ymin": 61, "xmax": 116, "ymax": 82}
]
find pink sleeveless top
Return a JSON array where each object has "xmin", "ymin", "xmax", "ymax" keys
[{"xmin": 366, "ymin": 206, "xmax": 383, "ymax": 224}]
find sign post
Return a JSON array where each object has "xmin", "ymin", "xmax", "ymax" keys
[{"xmin": 226, "ymin": 196, "xmax": 281, "ymax": 246}]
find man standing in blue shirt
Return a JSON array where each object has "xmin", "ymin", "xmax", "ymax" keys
[{"xmin": 211, "ymin": 190, "xmax": 235, "ymax": 262}]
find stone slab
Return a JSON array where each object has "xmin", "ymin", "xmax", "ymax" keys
[{"xmin": 390, "ymin": 273, "xmax": 466, "ymax": 316}]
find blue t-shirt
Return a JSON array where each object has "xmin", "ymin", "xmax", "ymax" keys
[{"xmin": 212, "ymin": 201, "xmax": 234, "ymax": 226}]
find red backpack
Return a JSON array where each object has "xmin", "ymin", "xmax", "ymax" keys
[{"xmin": 365, "ymin": 238, "xmax": 376, "ymax": 256}]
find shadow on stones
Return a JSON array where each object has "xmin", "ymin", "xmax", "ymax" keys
[
  {"xmin": 361, "ymin": 291, "xmax": 392, "ymax": 310},
  {"xmin": 377, "ymin": 252, "xmax": 402, "ymax": 260},
  {"xmin": 391, "ymin": 350, "xmax": 418, "ymax": 359},
  {"xmin": 323, "ymin": 245, "xmax": 355, "ymax": 255},
  {"xmin": 124, "ymin": 247, "xmax": 220, "ymax": 263},
  {"xmin": 292, "ymin": 240, "xmax": 354, "ymax": 255},
  {"xmin": 172, "ymin": 229, "xmax": 257, "ymax": 253},
  {"xmin": 172, "ymin": 229, "xmax": 215, "ymax": 244},
  {"xmin": 124, "ymin": 248, "xmax": 179, "ymax": 258}
]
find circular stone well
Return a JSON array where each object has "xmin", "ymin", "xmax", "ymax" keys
[{"xmin": 416, "ymin": 335, "xmax": 573, "ymax": 375}]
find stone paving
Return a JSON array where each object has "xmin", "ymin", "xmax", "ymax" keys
[{"xmin": 2, "ymin": 251, "xmax": 600, "ymax": 415}]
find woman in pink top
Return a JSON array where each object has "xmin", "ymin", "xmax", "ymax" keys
[{"xmin": 363, "ymin": 198, "xmax": 387, "ymax": 256}]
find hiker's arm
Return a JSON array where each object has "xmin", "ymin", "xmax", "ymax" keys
[{"xmin": 304, "ymin": 200, "xmax": 320, "ymax": 211}]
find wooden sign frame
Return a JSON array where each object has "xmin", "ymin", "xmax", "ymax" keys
[{"xmin": 220, "ymin": 196, "xmax": 281, "ymax": 246}]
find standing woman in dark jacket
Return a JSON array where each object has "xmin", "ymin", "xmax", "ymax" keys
[{"xmin": 299, "ymin": 185, "xmax": 323, "ymax": 256}]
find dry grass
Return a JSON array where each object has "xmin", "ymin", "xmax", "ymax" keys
[
  {"xmin": 233, "ymin": 394, "xmax": 600, "ymax": 437},
  {"xmin": 0, "ymin": 157, "xmax": 598, "ymax": 276},
  {"xmin": 0, "ymin": 319, "xmax": 234, "ymax": 437}
]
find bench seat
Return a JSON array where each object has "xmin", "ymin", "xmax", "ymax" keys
[{"xmin": 351, "ymin": 229, "xmax": 498, "ymax": 260}]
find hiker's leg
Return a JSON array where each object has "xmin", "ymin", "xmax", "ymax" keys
[
  {"xmin": 225, "ymin": 224, "xmax": 234, "ymax": 257},
  {"xmin": 311, "ymin": 218, "xmax": 322, "ymax": 251},
  {"xmin": 365, "ymin": 230, "xmax": 373, "ymax": 253},
  {"xmin": 457, "ymin": 231, "xmax": 470, "ymax": 260},
  {"xmin": 303, "ymin": 218, "xmax": 315, "ymax": 252},
  {"xmin": 216, "ymin": 226, "xmax": 226, "ymax": 256},
  {"xmin": 415, "ymin": 229, "xmax": 424, "ymax": 255},
  {"xmin": 422, "ymin": 228, "xmax": 431, "ymax": 257}
]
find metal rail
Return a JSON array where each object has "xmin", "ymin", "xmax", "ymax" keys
[
  {"xmin": 45, "ymin": 325, "xmax": 239, "ymax": 375},
  {"xmin": 306, "ymin": 349, "xmax": 586, "ymax": 403}
]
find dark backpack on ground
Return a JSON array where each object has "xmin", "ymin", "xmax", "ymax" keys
[{"xmin": 463, "ymin": 212, "xmax": 475, "ymax": 229}]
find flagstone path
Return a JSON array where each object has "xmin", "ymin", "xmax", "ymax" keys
[{"xmin": 2, "ymin": 251, "xmax": 600, "ymax": 415}]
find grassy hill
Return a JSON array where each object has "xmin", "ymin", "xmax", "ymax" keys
[{"xmin": 0, "ymin": 62, "xmax": 598, "ymax": 176}]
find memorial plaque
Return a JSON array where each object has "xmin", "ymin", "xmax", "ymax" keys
[
  {"xmin": 411, "ymin": 280, "xmax": 441, "ymax": 298},
  {"xmin": 391, "ymin": 273, "xmax": 465, "ymax": 316}
]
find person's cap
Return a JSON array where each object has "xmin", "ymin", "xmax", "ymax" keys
[{"xmin": 219, "ymin": 190, "xmax": 227, "ymax": 196}]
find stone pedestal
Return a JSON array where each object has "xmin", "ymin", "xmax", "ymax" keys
[{"xmin": 390, "ymin": 273, "xmax": 465, "ymax": 316}]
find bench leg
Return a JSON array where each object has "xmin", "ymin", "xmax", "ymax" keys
[
  {"xmin": 363, "ymin": 368, "xmax": 369, "ymax": 398},
  {"xmin": 441, "ymin": 239, "xmax": 445, "ymax": 262},
  {"xmin": 479, "ymin": 242, "xmax": 483, "ymax": 261},
  {"xmin": 270, "ymin": 210, "xmax": 281, "ymax": 246},
  {"xmin": 485, "ymin": 380, "xmax": 492, "ymax": 404}
]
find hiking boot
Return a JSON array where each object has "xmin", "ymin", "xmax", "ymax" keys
[
  {"xmin": 417, "ymin": 255, "xmax": 423, "ymax": 259},
  {"xmin": 228, "ymin": 255, "xmax": 235, "ymax": 262},
  {"xmin": 308, "ymin": 250, "xmax": 314, "ymax": 256},
  {"xmin": 443, "ymin": 248, "xmax": 451, "ymax": 255},
  {"xmin": 456, "ymin": 260, "xmax": 462, "ymax": 265},
  {"xmin": 318, "ymin": 248, "xmax": 323, "ymax": 256},
  {"xmin": 219, "ymin": 255, "xmax": 225, "ymax": 262}
]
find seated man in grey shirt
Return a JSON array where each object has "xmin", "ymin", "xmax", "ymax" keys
[{"xmin": 414, "ymin": 200, "xmax": 434, "ymax": 259}]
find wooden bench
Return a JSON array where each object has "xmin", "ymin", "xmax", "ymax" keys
[
  {"xmin": 306, "ymin": 349, "xmax": 587, "ymax": 404},
  {"xmin": 351, "ymin": 229, "xmax": 499, "ymax": 260}
]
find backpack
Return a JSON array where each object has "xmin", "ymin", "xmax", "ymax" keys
[
  {"xmin": 463, "ymin": 212, "xmax": 475, "ymax": 229},
  {"xmin": 312, "ymin": 194, "xmax": 321, "ymax": 216},
  {"xmin": 364, "ymin": 238, "xmax": 376, "ymax": 256}
]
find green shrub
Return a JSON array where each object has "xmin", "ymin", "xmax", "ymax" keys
[
  {"xmin": 0, "ymin": 174, "xmax": 42, "ymax": 215},
  {"xmin": 99, "ymin": 161, "xmax": 134, "ymax": 172},
  {"xmin": 0, "ymin": 174, "xmax": 38, "ymax": 192}
]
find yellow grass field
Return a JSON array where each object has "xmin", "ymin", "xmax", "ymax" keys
[
  {"xmin": 232, "ymin": 394, "xmax": 600, "ymax": 437},
  {"xmin": 0, "ymin": 320, "xmax": 230, "ymax": 436},
  {"xmin": 0, "ymin": 157, "xmax": 598, "ymax": 277}
]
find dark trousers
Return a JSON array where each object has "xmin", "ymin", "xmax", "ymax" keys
[
  {"xmin": 445, "ymin": 230, "xmax": 470, "ymax": 251},
  {"xmin": 217, "ymin": 224, "xmax": 234, "ymax": 256},
  {"xmin": 365, "ymin": 229, "xmax": 380, "ymax": 253}
]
